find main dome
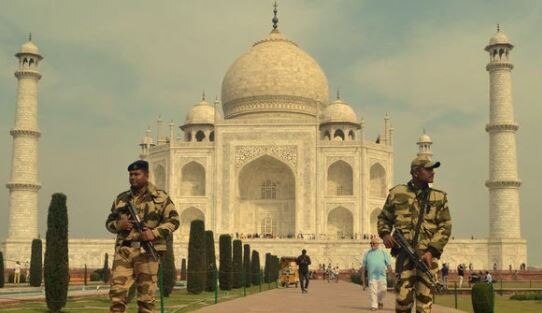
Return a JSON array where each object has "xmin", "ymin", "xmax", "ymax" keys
[{"xmin": 221, "ymin": 29, "xmax": 330, "ymax": 119}]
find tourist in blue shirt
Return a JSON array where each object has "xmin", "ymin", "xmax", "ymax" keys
[{"xmin": 362, "ymin": 239, "xmax": 392, "ymax": 311}]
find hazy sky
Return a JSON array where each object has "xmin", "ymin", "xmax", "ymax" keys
[{"xmin": 1, "ymin": 1, "xmax": 541, "ymax": 265}]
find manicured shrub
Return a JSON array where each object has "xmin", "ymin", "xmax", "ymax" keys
[
  {"xmin": 205, "ymin": 231, "xmax": 217, "ymax": 292},
  {"xmin": 251, "ymin": 250, "xmax": 261, "ymax": 286},
  {"xmin": 44, "ymin": 193, "xmax": 69, "ymax": 312},
  {"xmin": 29, "ymin": 238, "xmax": 43, "ymax": 287},
  {"xmin": 161, "ymin": 234, "xmax": 176, "ymax": 296},
  {"xmin": 243, "ymin": 244, "xmax": 251, "ymax": 287},
  {"xmin": 90, "ymin": 270, "xmax": 102, "ymax": 282},
  {"xmin": 264, "ymin": 253, "xmax": 271, "ymax": 283},
  {"xmin": 232, "ymin": 240, "xmax": 243, "ymax": 288},
  {"xmin": 187, "ymin": 220, "xmax": 206, "ymax": 294},
  {"xmin": 219, "ymin": 234, "xmax": 233, "ymax": 290},
  {"xmin": 0, "ymin": 252, "xmax": 4, "ymax": 288},
  {"xmin": 102, "ymin": 253, "xmax": 110, "ymax": 283},
  {"xmin": 471, "ymin": 282, "xmax": 494, "ymax": 313},
  {"xmin": 180, "ymin": 258, "xmax": 187, "ymax": 281}
]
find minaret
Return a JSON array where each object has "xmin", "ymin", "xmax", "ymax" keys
[
  {"xmin": 484, "ymin": 26, "xmax": 526, "ymax": 269},
  {"xmin": 139, "ymin": 126, "xmax": 154, "ymax": 160},
  {"xmin": 416, "ymin": 129, "xmax": 433, "ymax": 160},
  {"xmin": 6, "ymin": 35, "xmax": 43, "ymax": 247}
]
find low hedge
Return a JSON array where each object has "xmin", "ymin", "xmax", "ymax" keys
[{"xmin": 510, "ymin": 293, "xmax": 542, "ymax": 301}]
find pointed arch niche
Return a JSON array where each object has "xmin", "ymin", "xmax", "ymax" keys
[
  {"xmin": 327, "ymin": 160, "xmax": 353, "ymax": 196},
  {"xmin": 327, "ymin": 206, "xmax": 353, "ymax": 239},
  {"xmin": 370, "ymin": 163, "xmax": 387, "ymax": 198},
  {"xmin": 180, "ymin": 207, "xmax": 204, "ymax": 238},
  {"xmin": 154, "ymin": 164, "xmax": 166, "ymax": 190},
  {"xmin": 180, "ymin": 161, "xmax": 206, "ymax": 196}
]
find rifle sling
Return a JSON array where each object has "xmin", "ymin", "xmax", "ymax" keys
[{"xmin": 412, "ymin": 189, "xmax": 430, "ymax": 251}]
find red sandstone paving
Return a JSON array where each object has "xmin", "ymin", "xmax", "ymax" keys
[{"xmin": 193, "ymin": 280, "xmax": 466, "ymax": 313}]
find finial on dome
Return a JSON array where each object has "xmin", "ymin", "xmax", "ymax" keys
[
  {"xmin": 497, "ymin": 24, "xmax": 500, "ymax": 32},
  {"xmin": 28, "ymin": 32, "xmax": 32, "ymax": 41},
  {"xmin": 202, "ymin": 90, "xmax": 206, "ymax": 101},
  {"xmin": 272, "ymin": 1, "xmax": 279, "ymax": 30},
  {"xmin": 336, "ymin": 88, "xmax": 341, "ymax": 100}
]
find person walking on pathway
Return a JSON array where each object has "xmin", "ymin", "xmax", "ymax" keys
[
  {"xmin": 361, "ymin": 238, "xmax": 392, "ymax": 311},
  {"xmin": 14, "ymin": 261, "xmax": 21, "ymax": 284},
  {"xmin": 457, "ymin": 263, "xmax": 465, "ymax": 288},
  {"xmin": 441, "ymin": 263, "xmax": 449, "ymax": 290},
  {"xmin": 296, "ymin": 249, "xmax": 311, "ymax": 293}
]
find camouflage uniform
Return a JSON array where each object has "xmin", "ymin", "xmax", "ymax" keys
[
  {"xmin": 378, "ymin": 182, "xmax": 452, "ymax": 313},
  {"xmin": 106, "ymin": 182, "xmax": 180, "ymax": 313}
]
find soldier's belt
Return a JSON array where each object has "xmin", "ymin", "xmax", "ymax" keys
[{"xmin": 121, "ymin": 240, "xmax": 141, "ymax": 248}]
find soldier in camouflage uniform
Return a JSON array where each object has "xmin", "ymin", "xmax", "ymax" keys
[
  {"xmin": 106, "ymin": 160, "xmax": 180, "ymax": 313},
  {"xmin": 377, "ymin": 156, "xmax": 452, "ymax": 313}
]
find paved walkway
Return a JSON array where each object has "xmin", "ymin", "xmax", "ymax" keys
[{"xmin": 194, "ymin": 280, "xmax": 466, "ymax": 313}]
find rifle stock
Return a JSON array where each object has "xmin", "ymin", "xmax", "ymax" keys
[{"xmin": 391, "ymin": 228, "xmax": 444, "ymax": 293}]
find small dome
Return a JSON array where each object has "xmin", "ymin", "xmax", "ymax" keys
[
  {"xmin": 321, "ymin": 98, "xmax": 358, "ymax": 124},
  {"xmin": 418, "ymin": 133, "xmax": 432, "ymax": 143},
  {"xmin": 20, "ymin": 41, "xmax": 40, "ymax": 55},
  {"xmin": 185, "ymin": 100, "xmax": 221, "ymax": 125},
  {"xmin": 488, "ymin": 31, "xmax": 511, "ymax": 46}
]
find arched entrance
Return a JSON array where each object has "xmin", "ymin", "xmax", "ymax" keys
[
  {"xmin": 180, "ymin": 207, "xmax": 205, "ymax": 239},
  {"xmin": 237, "ymin": 155, "xmax": 295, "ymax": 238},
  {"xmin": 154, "ymin": 165, "xmax": 166, "ymax": 190},
  {"xmin": 327, "ymin": 206, "xmax": 353, "ymax": 239},
  {"xmin": 180, "ymin": 161, "xmax": 206, "ymax": 196},
  {"xmin": 370, "ymin": 163, "xmax": 387, "ymax": 198}
]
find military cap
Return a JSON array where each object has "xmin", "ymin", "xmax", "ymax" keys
[
  {"xmin": 410, "ymin": 155, "xmax": 440, "ymax": 170},
  {"xmin": 127, "ymin": 160, "xmax": 149, "ymax": 172}
]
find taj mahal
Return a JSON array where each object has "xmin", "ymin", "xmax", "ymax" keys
[{"xmin": 2, "ymin": 8, "xmax": 527, "ymax": 271}]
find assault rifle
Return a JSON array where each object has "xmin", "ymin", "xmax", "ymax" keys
[
  {"xmin": 126, "ymin": 194, "xmax": 158, "ymax": 261},
  {"xmin": 391, "ymin": 228, "xmax": 444, "ymax": 293}
]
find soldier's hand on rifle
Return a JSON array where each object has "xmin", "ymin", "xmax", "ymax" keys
[
  {"xmin": 118, "ymin": 217, "xmax": 133, "ymax": 231},
  {"xmin": 382, "ymin": 234, "xmax": 396, "ymax": 248},
  {"xmin": 141, "ymin": 227, "xmax": 156, "ymax": 241},
  {"xmin": 422, "ymin": 251, "xmax": 433, "ymax": 267}
]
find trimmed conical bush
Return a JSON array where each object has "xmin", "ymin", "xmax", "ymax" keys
[
  {"xmin": 187, "ymin": 220, "xmax": 206, "ymax": 294},
  {"xmin": 44, "ymin": 193, "xmax": 69, "ymax": 312},
  {"xmin": 29, "ymin": 238, "xmax": 42, "ymax": 287},
  {"xmin": 219, "ymin": 234, "xmax": 233, "ymax": 290},
  {"xmin": 161, "ymin": 234, "xmax": 176, "ymax": 296},
  {"xmin": 205, "ymin": 231, "xmax": 217, "ymax": 292},
  {"xmin": 243, "ymin": 244, "xmax": 251, "ymax": 288},
  {"xmin": 251, "ymin": 250, "xmax": 261, "ymax": 286},
  {"xmin": 232, "ymin": 240, "xmax": 243, "ymax": 288}
]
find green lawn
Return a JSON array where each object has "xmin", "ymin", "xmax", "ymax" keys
[
  {"xmin": 0, "ymin": 283, "xmax": 278, "ymax": 313},
  {"xmin": 434, "ymin": 293, "xmax": 542, "ymax": 313},
  {"xmin": 448, "ymin": 281, "xmax": 542, "ymax": 289}
]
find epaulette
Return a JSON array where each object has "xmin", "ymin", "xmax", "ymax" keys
[
  {"xmin": 117, "ymin": 190, "xmax": 131, "ymax": 199},
  {"xmin": 389, "ymin": 184, "xmax": 408, "ymax": 193},
  {"xmin": 429, "ymin": 186, "xmax": 447, "ymax": 195}
]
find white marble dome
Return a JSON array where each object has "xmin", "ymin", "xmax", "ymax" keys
[
  {"xmin": 185, "ymin": 99, "xmax": 221, "ymax": 125},
  {"xmin": 321, "ymin": 98, "xmax": 358, "ymax": 124},
  {"xmin": 418, "ymin": 133, "xmax": 432, "ymax": 143},
  {"xmin": 19, "ymin": 41, "xmax": 40, "ymax": 55},
  {"xmin": 221, "ymin": 29, "xmax": 330, "ymax": 119},
  {"xmin": 488, "ymin": 31, "xmax": 511, "ymax": 46}
]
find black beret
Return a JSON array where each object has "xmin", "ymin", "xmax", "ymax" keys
[{"xmin": 127, "ymin": 160, "xmax": 149, "ymax": 172}]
